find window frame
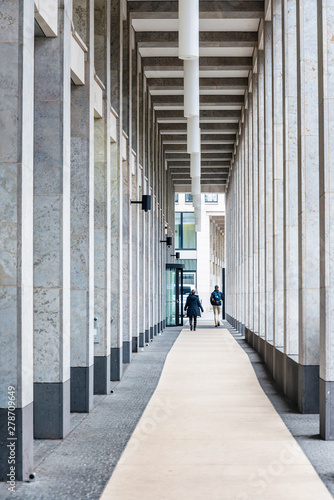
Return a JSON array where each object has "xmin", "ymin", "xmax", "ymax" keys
[{"xmin": 204, "ymin": 193, "xmax": 218, "ymax": 204}]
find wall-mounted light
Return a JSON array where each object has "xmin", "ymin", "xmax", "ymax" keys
[
  {"xmin": 171, "ymin": 252, "xmax": 180, "ymax": 260},
  {"xmin": 160, "ymin": 236, "xmax": 173, "ymax": 247},
  {"xmin": 130, "ymin": 194, "xmax": 152, "ymax": 212}
]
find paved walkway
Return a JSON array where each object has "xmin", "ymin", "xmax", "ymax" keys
[{"xmin": 101, "ymin": 323, "xmax": 332, "ymax": 500}]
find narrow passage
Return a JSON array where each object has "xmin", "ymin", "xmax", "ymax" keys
[{"xmin": 101, "ymin": 323, "xmax": 332, "ymax": 500}]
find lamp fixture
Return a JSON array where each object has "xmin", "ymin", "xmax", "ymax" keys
[
  {"xmin": 171, "ymin": 252, "xmax": 180, "ymax": 260},
  {"xmin": 130, "ymin": 194, "xmax": 152, "ymax": 212},
  {"xmin": 160, "ymin": 236, "xmax": 173, "ymax": 247}
]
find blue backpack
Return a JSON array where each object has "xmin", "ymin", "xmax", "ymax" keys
[{"xmin": 211, "ymin": 290, "xmax": 222, "ymax": 306}]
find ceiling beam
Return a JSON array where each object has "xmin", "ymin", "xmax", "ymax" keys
[
  {"xmin": 128, "ymin": 1, "xmax": 264, "ymax": 18},
  {"xmin": 136, "ymin": 31, "xmax": 259, "ymax": 47},
  {"xmin": 159, "ymin": 123, "xmax": 239, "ymax": 133},
  {"xmin": 142, "ymin": 57, "xmax": 252, "ymax": 71},
  {"xmin": 152, "ymin": 94, "xmax": 245, "ymax": 106},
  {"xmin": 147, "ymin": 77, "xmax": 248, "ymax": 91}
]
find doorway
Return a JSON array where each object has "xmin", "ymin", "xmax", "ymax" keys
[{"xmin": 166, "ymin": 263, "xmax": 184, "ymax": 327}]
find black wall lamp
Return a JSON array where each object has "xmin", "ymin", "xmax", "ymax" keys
[
  {"xmin": 130, "ymin": 194, "xmax": 152, "ymax": 212},
  {"xmin": 160, "ymin": 236, "xmax": 173, "ymax": 247},
  {"xmin": 171, "ymin": 252, "xmax": 180, "ymax": 259}
]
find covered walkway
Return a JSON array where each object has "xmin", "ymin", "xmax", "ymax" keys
[{"xmin": 101, "ymin": 321, "xmax": 332, "ymax": 500}]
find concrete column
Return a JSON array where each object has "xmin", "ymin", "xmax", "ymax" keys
[
  {"xmin": 282, "ymin": 0, "xmax": 299, "ymax": 361},
  {"xmin": 318, "ymin": 0, "xmax": 334, "ymax": 437},
  {"xmin": 297, "ymin": 0, "xmax": 320, "ymax": 413},
  {"xmin": 33, "ymin": 0, "xmax": 71, "ymax": 438},
  {"xmin": 70, "ymin": 0, "xmax": 94, "ymax": 413},
  {"xmin": 122, "ymin": 17, "xmax": 132, "ymax": 363},
  {"xmin": 93, "ymin": 0, "xmax": 111, "ymax": 394},
  {"xmin": 110, "ymin": 0, "xmax": 123, "ymax": 381},
  {"xmin": 258, "ymin": 49, "xmax": 266, "ymax": 340},
  {"xmin": 264, "ymin": 19, "xmax": 274, "ymax": 345},
  {"xmin": 244, "ymin": 105, "xmax": 249, "ymax": 330},
  {"xmin": 248, "ymin": 91, "xmax": 254, "ymax": 334},
  {"xmin": 0, "ymin": 0, "xmax": 34, "ymax": 480},
  {"xmin": 272, "ymin": 0, "xmax": 285, "ymax": 351},
  {"xmin": 252, "ymin": 72, "xmax": 259, "ymax": 335}
]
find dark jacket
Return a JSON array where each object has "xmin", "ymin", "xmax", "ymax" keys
[
  {"xmin": 184, "ymin": 294, "xmax": 204, "ymax": 317},
  {"xmin": 210, "ymin": 290, "xmax": 223, "ymax": 306}
]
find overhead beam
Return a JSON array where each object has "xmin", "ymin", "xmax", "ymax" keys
[
  {"xmin": 166, "ymin": 153, "xmax": 232, "ymax": 160},
  {"xmin": 142, "ymin": 57, "xmax": 252, "ymax": 71},
  {"xmin": 159, "ymin": 123, "xmax": 239, "ymax": 133},
  {"xmin": 136, "ymin": 31, "xmax": 259, "ymax": 47},
  {"xmin": 164, "ymin": 144, "xmax": 234, "ymax": 152},
  {"xmin": 128, "ymin": 1, "xmax": 264, "ymax": 18},
  {"xmin": 161, "ymin": 134, "xmax": 236, "ymax": 143},
  {"xmin": 152, "ymin": 94, "xmax": 245, "ymax": 107},
  {"xmin": 147, "ymin": 77, "xmax": 248, "ymax": 91},
  {"xmin": 167, "ymin": 160, "xmax": 232, "ymax": 167},
  {"xmin": 156, "ymin": 110, "xmax": 241, "ymax": 119}
]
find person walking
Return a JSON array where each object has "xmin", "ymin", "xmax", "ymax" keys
[
  {"xmin": 184, "ymin": 289, "xmax": 204, "ymax": 331},
  {"xmin": 210, "ymin": 285, "xmax": 223, "ymax": 327}
]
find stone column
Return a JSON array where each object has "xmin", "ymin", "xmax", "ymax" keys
[
  {"xmin": 33, "ymin": 0, "xmax": 71, "ymax": 438},
  {"xmin": 282, "ymin": 0, "xmax": 299, "ymax": 364},
  {"xmin": 297, "ymin": 0, "xmax": 320, "ymax": 413},
  {"xmin": 264, "ymin": 19, "xmax": 274, "ymax": 346},
  {"xmin": 258, "ymin": 49, "xmax": 266, "ymax": 340},
  {"xmin": 70, "ymin": 0, "xmax": 94, "ymax": 413},
  {"xmin": 94, "ymin": 0, "xmax": 111, "ymax": 394},
  {"xmin": 0, "ymin": 0, "xmax": 34, "ymax": 480},
  {"xmin": 252, "ymin": 72, "xmax": 259, "ymax": 336},
  {"xmin": 244, "ymin": 105, "xmax": 249, "ymax": 331},
  {"xmin": 122, "ymin": 16, "xmax": 132, "ymax": 363},
  {"xmin": 318, "ymin": 0, "xmax": 334, "ymax": 437},
  {"xmin": 272, "ymin": 0, "xmax": 285, "ymax": 353},
  {"xmin": 248, "ymin": 91, "xmax": 254, "ymax": 334},
  {"xmin": 110, "ymin": 0, "xmax": 123, "ymax": 380}
]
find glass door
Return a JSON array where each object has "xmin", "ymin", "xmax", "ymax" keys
[{"xmin": 166, "ymin": 264, "xmax": 184, "ymax": 327}]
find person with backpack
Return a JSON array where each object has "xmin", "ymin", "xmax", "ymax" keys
[
  {"xmin": 184, "ymin": 289, "xmax": 204, "ymax": 331},
  {"xmin": 210, "ymin": 285, "xmax": 223, "ymax": 327}
]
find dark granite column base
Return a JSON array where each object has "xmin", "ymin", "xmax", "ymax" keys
[
  {"xmin": 34, "ymin": 380, "xmax": 70, "ymax": 439},
  {"xmin": 154, "ymin": 324, "xmax": 157, "ymax": 336},
  {"xmin": 70, "ymin": 365, "xmax": 94, "ymax": 413},
  {"xmin": 139, "ymin": 332, "xmax": 145, "ymax": 348},
  {"xmin": 163, "ymin": 319, "xmax": 166, "ymax": 329},
  {"xmin": 123, "ymin": 341, "xmax": 132, "ymax": 363},
  {"xmin": 111, "ymin": 347, "xmax": 123, "ymax": 381},
  {"xmin": 0, "ymin": 403, "xmax": 33, "ymax": 481},
  {"xmin": 298, "ymin": 364, "xmax": 319, "ymax": 414},
  {"xmin": 150, "ymin": 326, "xmax": 154, "ymax": 340},
  {"xmin": 132, "ymin": 336, "xmax": 139, "ymax": 353},
  {"xmin": 145, "ymin": 329, "xmax": 149, "ymax": 343},
  {"xmin": 94, "ymin": 355, "xmax": 111, "ymax": 395},
  {"xmin": 320, "ymin": 378, "xmax": 334, "ymax": 440},
  {"xmin": 157, "ymin": 323, "xmax": 161, "ymax": 334}
]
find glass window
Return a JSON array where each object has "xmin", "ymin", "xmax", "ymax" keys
[
  {"xmin": 175, "ymin": 213, "xmax": 196, "ymax": 250},
  {"xmin": 204, "ymin": 193, "xmax": 218, "ymax": 203},
  {"xmin": 175, "ymin": 212, "xmax": 182, "ymax": 250},
  {"xmin": 185, "ymin": 193, "xmax": 193, "ymax": 203},
  {"xmin": 182, "ymin": 212, "xmax": 196, "ymax": 249},
  {"xmin": 175, "ymin": 193, "xmax": 179, "ymax": 203}
]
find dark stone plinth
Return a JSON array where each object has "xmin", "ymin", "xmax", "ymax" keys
[
  {"xmin": 34, "ymin": 380, "xmax": 70, "ymax": 439},
  {"xmin": 94, "ymin": 356, "xmax": 111, "ymax": 395},
  {"xmin": 70, "ymin": 365, "xmax": 94, "ymax": 412}
]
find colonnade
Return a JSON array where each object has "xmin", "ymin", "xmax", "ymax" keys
[
  {"xmin": 0, "ymin": 0, "xmax": 175, "ymax": 480},
  {"xmin": 226, "ymin": 0, "xmax": 334, "ymax": 440}
]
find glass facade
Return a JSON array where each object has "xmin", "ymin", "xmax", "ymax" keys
[{"xmin": 175, "ymin": 212, "xmax": 196, "ymax": 250}]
